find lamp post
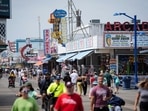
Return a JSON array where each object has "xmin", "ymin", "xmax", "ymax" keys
[{"xmin": 114, "ymin": 13, "xmax": 138, "ymax": 87}]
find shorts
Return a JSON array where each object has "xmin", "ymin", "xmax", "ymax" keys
[
  {"xmin": 50, "ymin": 97, "xmax": 58, "ymax": 106},
  {"xmin": 94, "ymin": 106, "xmax": 109, "ymax": 111}
]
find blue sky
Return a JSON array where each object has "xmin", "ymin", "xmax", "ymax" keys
[{"xmin": 7, "ymin": 0, "xmax": 148, "ymax": 41}]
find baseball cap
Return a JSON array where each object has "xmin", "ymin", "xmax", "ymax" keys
[
  {"xmin": 65, "ymin": 81, "xmax": 73, "ymax": 88},
  {"xmin": 56, "ymin": 75, "xmax": 61, "ymax": 80}
]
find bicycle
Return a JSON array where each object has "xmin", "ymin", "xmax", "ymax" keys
[{"xmin": 43, "ymin": 95, "xmax": 51, "ymax": 111}]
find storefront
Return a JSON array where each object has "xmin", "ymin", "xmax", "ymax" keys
[{"xmin": 117, "ymin": 54, "xmax": 148, "ymax": 75}]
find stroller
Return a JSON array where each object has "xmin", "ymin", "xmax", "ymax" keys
[
  {"xmin": 8, "ymin": 76, "xmax": 15, "ymax": 88},
  {"xmin": 108, "ymin": 94, "xmax": 125, "ymax": 111}
]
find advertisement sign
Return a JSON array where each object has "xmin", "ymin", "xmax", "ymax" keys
[
  {"xmin": 104, "ymin": 33, "xmax": 131, "ymax": 47},
  {"xmin": 132, "ymin": 34, "xmax": 148, "ymax": 47},
  {"xmin": 109, "ymin": 58, "xmax": 116, "ymax": 72},
  {"xmin": 0, "ymin": 0, "xmax": 10, "ymax": 18},
  {"xmin": 43, "ymin": 29, "xmax": 51, "ymax": 55},
  {"xmin": 104, "ymin": 32, "xmax": 148, "ymax": 48}
]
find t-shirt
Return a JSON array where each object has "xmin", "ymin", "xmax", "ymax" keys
[
  {"xmin": 54, "ymin": 93, "xmax": 84, "ymax": 111},
  {"xmin": 70, "ymin": 73, "xmax": 78, "ymax": 84},
  {"xmin": 138, "ymin": 88, "xmax": 148, "ymax": 102},
  {"xmin": 90, "ymin": 77, "xmax": 95, "ymax": 84},
  {"xmin": 104, "ymin": 73, "xmax": 112, "ymax": 83},
  {"xmin": 11, "ymin": 97, "xmax": 39, "ymax": 111},
  {"xmin": 28, "ymin": 91, "xmax": 37, "ymax": 99},
  {"xmin": 91, "ymin": 85, "xmax": 110, "ymax": 108}
]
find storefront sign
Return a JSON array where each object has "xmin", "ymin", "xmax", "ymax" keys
[
  {"xmin": 20, "ymin": 44, "xmax": 32, "ymax": 60},
  {"xmin": 104, "ymin": 33, "xmax": 131, "ymax": 47},
  {"xmin": 104, "ymin": 22, "xmax": 148, "ymax": 31},
  {"xmin": 25, "ymin": 53, "xmax": 37, "ymax": 57},
  {"xmin": 43, "ymin": 29, "xmax": 51, "ymax": 55},
  {"xmin": 0, "ymin": 0, "xmax": 10, "ymax": 18},
  {"xmin": 132, "ymin": 34, "xmax": 148, "ymax": 47},
  {"xmin": 53, "ymin": 9, "xmax": 67, "ymax": 18}
]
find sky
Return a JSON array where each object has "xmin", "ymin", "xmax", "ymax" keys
[{"xmin": 6, "ymin": 0, "xmax": 148, "ymax": 41}]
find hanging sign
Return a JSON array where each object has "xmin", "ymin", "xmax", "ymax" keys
[{"xmin": 53, "ymin": 9, "xmax": 67, "ymax": 18}]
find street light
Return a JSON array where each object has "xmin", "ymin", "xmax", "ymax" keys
[{"xmin": 114, "ymin": 13, "xmax": 138, "ymax": 87}]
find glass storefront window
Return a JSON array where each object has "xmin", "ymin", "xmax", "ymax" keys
[{"xmin": 118, "ymin": 55, "xmax": 148, "ymax": 75}]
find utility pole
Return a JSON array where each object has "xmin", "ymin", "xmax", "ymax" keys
[{"xmin": 38, "ymin": 16, "xmax": 41, "ymax": 50}]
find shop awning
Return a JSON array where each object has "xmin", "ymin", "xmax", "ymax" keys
[
  {"xmin": 34, "ymin": 61, "xmax": 43, "ymax": 66},
  {"xmin": 56, "ymin": 53, "xmax": 76, "ymax": 62},
  {"xmin": 68, "ymin": 50, "xmax": 93, "ymax": 61},
  {"xmin": 42, "ymin": 57, "xmax": 52, "ymax": 63}
]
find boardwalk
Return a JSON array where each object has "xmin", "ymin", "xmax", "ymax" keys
[{"xmin": 0, "ymin": 75, "xmax": 138, "ymax": 111}]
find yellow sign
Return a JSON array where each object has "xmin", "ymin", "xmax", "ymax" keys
[
  {"xmin": 58, "ymin": 38, "xmax": 63, "ymax": 44},
  {"xmin": 51, "ymin": 31, "xmax": 62, "ymax": 39}
]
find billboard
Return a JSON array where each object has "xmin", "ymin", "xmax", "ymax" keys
[{"xmin": 0, "ymin": 0, "xmax": 10, "ymax": 18}]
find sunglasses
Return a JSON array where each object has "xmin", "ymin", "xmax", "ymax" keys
[{"xmin": 21, "ymin": 88, "xmax": 29, "ymax": 93}]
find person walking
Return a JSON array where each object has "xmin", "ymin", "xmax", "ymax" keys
[
  {"xmin": 113, "ymin": 74, "xmax": 120, "ymax": 94},
  {"xmin": 54, "ymin": 81, "xmax": 84, "ymax": 111},
  {"xmin": 47, "ymin": 75, "xmax": 65, "ymax": 111},
  {"xmin": 134, "ymin": 76, "xmax": 148, "ymax": 111},
  {"xmin": 40, "ymin": 73, "xmax": 53, "ymax": 108},
  {"xmin": 70, "ymin": 69, "xmax": 79, "ymax": 90},
  {"xmin": 25, "ymin": 82, "xmax": 42, "ymax": 99},
  {"xmin": 76, "ymin": 74, "xmax": 83, "ymax": 95},
  {"xmin": 11, "ymin": 86, "xmax": 39, "ymax": 111},
  {"xmin": 104, "ymin": 70, "xmax": 112, "ymax": 87},
  {"xmin": 89, "ymin": 81, "xmax": 98, "ymax": 99},
  {"xmin": 82, "ymin": 74, "xmax": 87, "ymax": 96},
  {"xmin": 63, "ymin": 72, "xmax": 71, "ymax": 84},
  {"xmin": 90, "ymin": 75, "xmax": 111, "ymax": 111}
]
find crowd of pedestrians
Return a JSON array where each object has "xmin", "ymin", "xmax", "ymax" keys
[{"xmin": 3, "ymin": 63, "xmax": 148, "ymax": 111}]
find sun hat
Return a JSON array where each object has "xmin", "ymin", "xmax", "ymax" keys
[{"xmin": 25, "ymin": 82, "xmax": 32, "ymax": 86}]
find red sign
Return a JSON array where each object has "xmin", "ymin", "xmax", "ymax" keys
[
  {"xmin": 105, "ymin": 21, "xmax": 148, "ymax": 31},
  {"xmin": 20, "ymin": 44, "xmax": 32, "ymax": 60},
  {"xmin": 43, "ymin": 29, "xmax": 51, "ymax": 54}
]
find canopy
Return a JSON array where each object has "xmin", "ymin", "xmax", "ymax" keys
[
  {"xmin": 42, "ymin": 57, "xmax": 52, "ymax": 63},
  {"xmin": 34, "ymin": 61, "xmax": 43, "ymax": 66},
  {"xmin": 56, "ymin": 53, "xmax": 76, "ymax": 62},
  {"xmin": 68, "ymin": 50, "xmax": 93, "ymax": 61}
]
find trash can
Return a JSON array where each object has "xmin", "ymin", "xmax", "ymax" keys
[{"xmin": 122, "ymin": 76, "xmax": 131, "ymax": 89}]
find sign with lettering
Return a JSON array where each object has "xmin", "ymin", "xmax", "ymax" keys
[
  {"xmin": 25, "ymin": 53, "xmax": 37, "ymax": 57},
  {"xmin": 132, "ymin": 34, "xmax": 148, "ymax": 47},
  {"xmin": 104, "ymin": 22, "xmax": 148, "ymax": 31},
  {"xmin": 43, "ymin": 29, "xmax": 51, "ymax": 55},
  {"xmin": 104, "ymin": 33, "xmax": 131, "ymax": 47},
  {"xmin": 104, "ymin": 32, "xmax": 148, "ymax": 48},
  {"xmin": 53, "ymin": 9, "xmax": 67, "ymax": 18},
  {"xmin": 0, "ymin": 0, "xmax": 10, "ymax": 18}
]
